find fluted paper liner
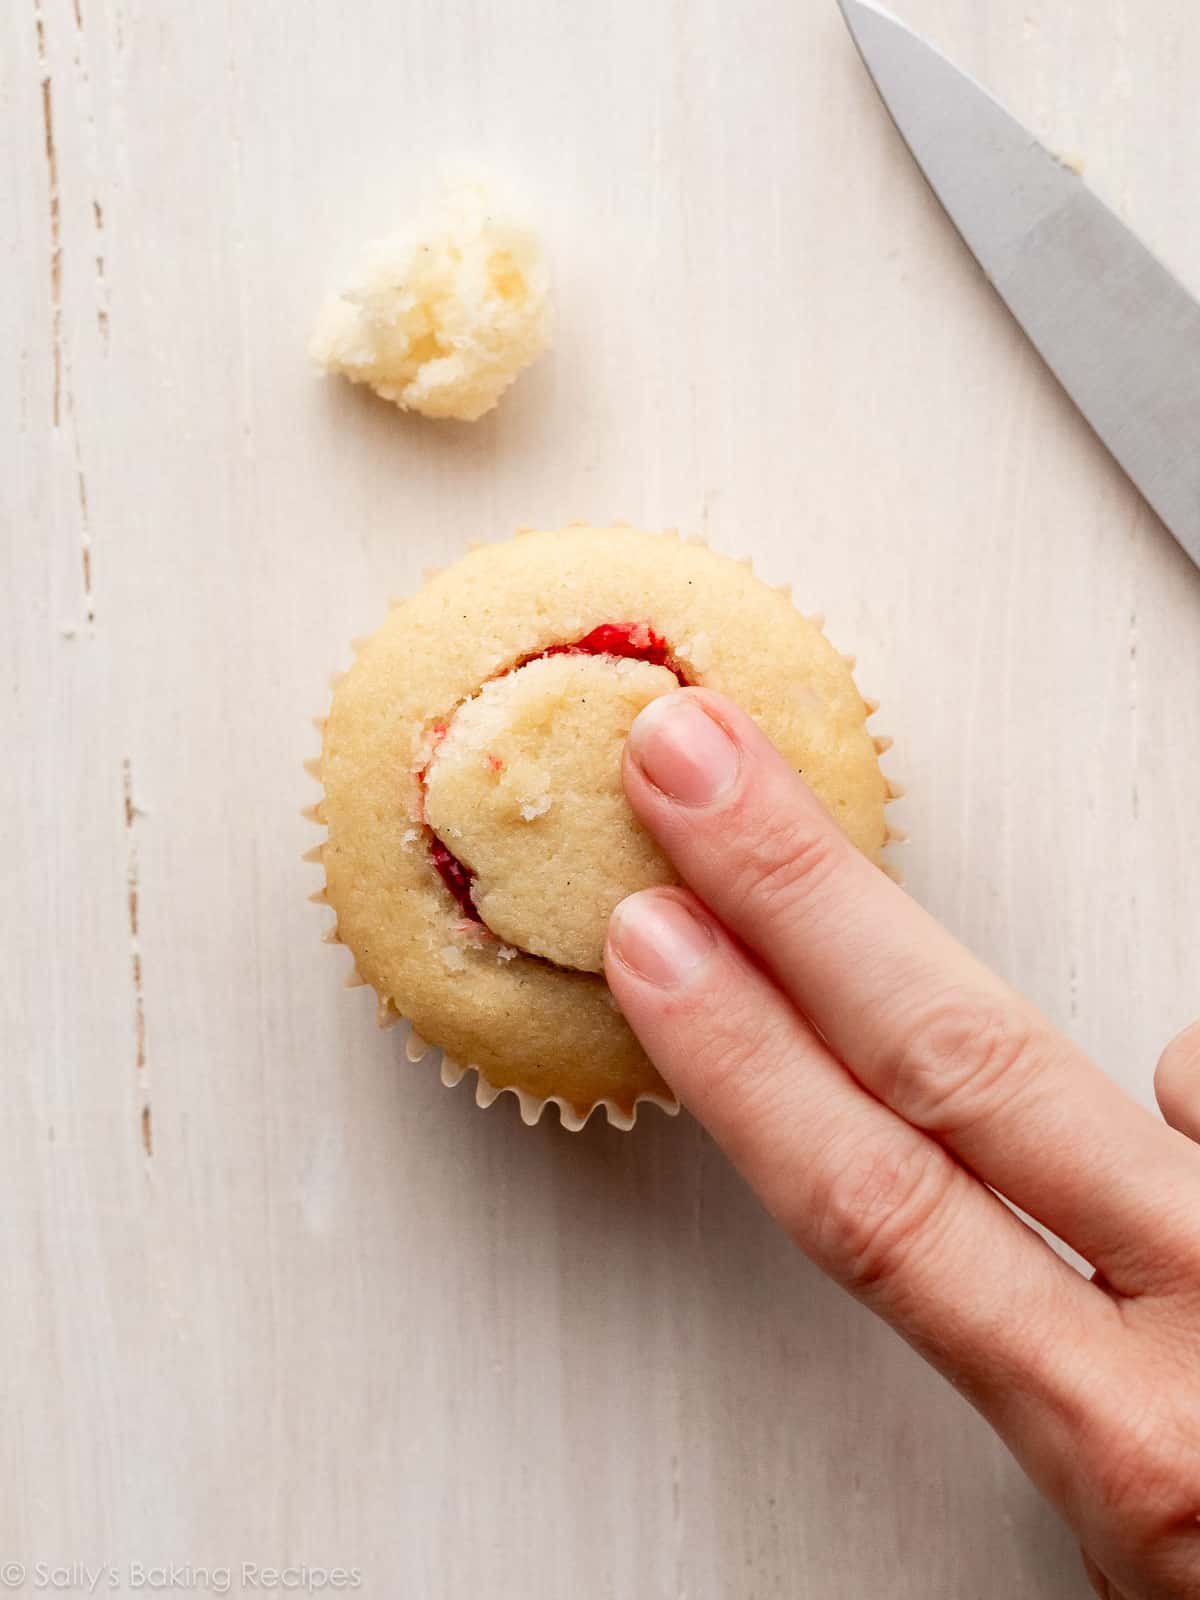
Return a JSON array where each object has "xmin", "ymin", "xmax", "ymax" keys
[{"xmin": 410, "ymin": 1025, "xmax": 679, "ymax": 1132}]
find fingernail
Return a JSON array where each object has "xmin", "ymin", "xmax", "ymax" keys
[
  {"xmin": 628, "ymin": 694, "xmax": 740, "ymax": 805},
  {"xmin": 609, "ymin": 892, "xmax": 715, "ymax": 988}
]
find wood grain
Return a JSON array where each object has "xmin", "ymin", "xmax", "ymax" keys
[{"xmin": 3, "ymin": 0, "xmax": 1198, "ymax": 1593}]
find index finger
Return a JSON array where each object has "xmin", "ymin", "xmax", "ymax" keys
[
  {"xmin": 621, "ymin": 689, "xmax": 1200, "ymax": 1292},
  {"xmin": 604, "ymin": 884, "xmax": 1099, "ymax": 1422}
]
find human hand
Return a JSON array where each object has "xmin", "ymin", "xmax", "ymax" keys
[{"xmin": 604, "ymin": 688, "xmax": 1200, "ymax": 1600}]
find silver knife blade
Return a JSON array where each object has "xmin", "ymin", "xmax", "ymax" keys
[{"xmin": 838, "ymin": 0, "xmax": 1200, "ymax": 571}]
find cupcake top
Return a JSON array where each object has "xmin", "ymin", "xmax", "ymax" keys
[{"xmin": 314, "ymin": 525, "xmax": 891, "ymax": 1126}]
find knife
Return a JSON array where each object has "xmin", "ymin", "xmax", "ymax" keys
[{"xmin": 837, "ymin": 0, "xmax": 1200, "ymax": 572}]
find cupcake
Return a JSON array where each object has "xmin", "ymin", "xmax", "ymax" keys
[{"xmin": 307, "ymin": 525, "xmax": 895, "ymax": 1129}]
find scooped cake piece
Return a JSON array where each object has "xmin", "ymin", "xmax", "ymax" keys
[{"xmin": 425, "ymin": 649, "xmax": 680, "ymax": 973}]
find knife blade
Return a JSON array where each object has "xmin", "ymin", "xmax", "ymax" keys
[{"xmin": 837, "ymin": 0, "xmax": 1200, "ymax": 572}]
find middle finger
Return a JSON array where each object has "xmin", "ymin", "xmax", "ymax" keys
[{"xmin": 622, "ymin": 689, "xmax": 1200, "ymax": 1292}]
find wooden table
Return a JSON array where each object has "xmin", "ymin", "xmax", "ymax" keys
[{"xmin": 5, "ymin": 0, "xmax": 1198, "ymax": 1594}]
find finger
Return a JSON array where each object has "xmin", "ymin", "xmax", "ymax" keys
[
  {"xmin": 622, "ymin": 690, "xmax": 1200, "ymax": 1291},
  {"xmin": 1155, "ymin": 1021, "xmax": 1200, "ymax": 1143},
  {"xmin": 605, "ymin": 886, "xmax": 1101, "ymax": 1419}
]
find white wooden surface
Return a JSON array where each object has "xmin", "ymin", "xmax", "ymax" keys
[{"xmin": 4, "ymin": 0, "xmax": 1199, "ymax": 1594}]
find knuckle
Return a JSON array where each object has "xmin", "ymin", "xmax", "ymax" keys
[
  {"xmin": 679, "ymin": 1004, "xmax": 797, "ymax": 1142},
  {"xmin": 879, "ymin": 995, "xmax": 1050, "ymax": 1137},
  {"xmin": 726, "ymin": 805, "xmax": 842, "ymax": 926},
  {"xmin": 683, "ymin": 1017, "xmax": 762, "ymax": 1103},
  {"xmin": 809, "ymin": 1132, "xmax": 957, "ymax": 1298}
]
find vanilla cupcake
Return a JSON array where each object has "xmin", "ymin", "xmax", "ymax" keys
[{"xmin": 307, "ymin": 526, "xmax": 894, "ymax": 1129}]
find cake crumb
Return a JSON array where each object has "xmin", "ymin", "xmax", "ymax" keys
[
  {"xmin": 518, "ymin": 791, "xmax": 552, "ymax": 822},
  {"xmin": 439, "ymin": 942, "xmax": 468, "ymax": 973},
  {"xmin": 680, "ymin": 631, "xmax": 713, "ymax": 671},
  {"xmin": 310, "ymin": 176, "xmax": 551, "ymax": 422}
]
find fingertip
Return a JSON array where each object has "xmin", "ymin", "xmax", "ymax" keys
[
  {"xmin": 605, "ymin": 887, "xmax": 717, "ymax": 992},
  {"xmin": 1154, "ymin": 1020, "xmax": 1200, "ymax": 1142},
  {"xmin": 624, "ymin": 689, "xmax": 741, "ymax": 808},
  {"xmin": 605, "ymin": 888, "xmax": 816, "ymax": 1168}
]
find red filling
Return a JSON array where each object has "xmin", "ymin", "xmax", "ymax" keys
[
  {"xmin": 421, "ymin": 622, "xmax": 688, "ymax": 924},
  {"xmin": 429, "ymin": 838, "xmax": 479, "ymax": 920},
  {"xmin": 538, "ymin": 621, "xmax": 677, "ymax": 672}
]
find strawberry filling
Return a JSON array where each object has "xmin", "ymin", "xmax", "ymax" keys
[
  {"xmin": 429, "ymin": 838, "xmax": 478, "ymax": 919},
  {"xmin": 535, "ymin": 621, "xmax": 678, "ymax": 673},
  {"xmin": 422, "ymin": 622, "xmax": 688, "ymax": 924}
]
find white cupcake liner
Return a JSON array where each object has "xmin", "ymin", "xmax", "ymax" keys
[{"xmin": 401, "ymin": 1023, "xmax": 680, "ymax": 1133}]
